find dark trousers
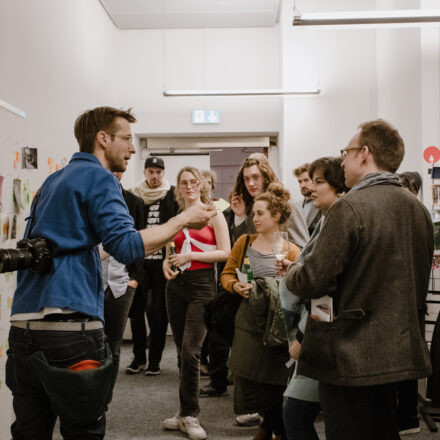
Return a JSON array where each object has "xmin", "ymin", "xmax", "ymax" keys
[
  {"xmin": 166, "ymin": 268, "xmax": 217, "ymax": 417},
  {"xmin": 283, "ymin": 397, "xmax": 321, "ymax": 440},
  {"xmin": 319, "ymin": 382, "xmax": 401, "ymax": 440},
  {"xmin": 206, "ymin": 291, "xmax": 241, "ymax": 391},
  {"xmin": 104, "ymin": 285, "xmax": 136, "ymax": 371},
  {"xmin": 6, "ymin": 325, "xmax": 108, "ymax": 440},
  {"xmin": 129, "ymin": 259, "xmax": 167, "ymax": 366},
  {"xmin": 396, "ymin": 379, "xmax": 419, "ymax": 429},
  {"xmin": 261, "ymin": 396, "xmax": 287, "ymax": 438}
]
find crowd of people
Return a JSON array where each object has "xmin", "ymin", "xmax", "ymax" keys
[{"xmin": 5, "ymin": 106, "xmax": 434, "ymax": 440}]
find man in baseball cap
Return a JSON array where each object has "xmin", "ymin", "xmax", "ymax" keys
[{"xmin": 127, "ymin": 156, "xmax": 179, "ymax": 376}]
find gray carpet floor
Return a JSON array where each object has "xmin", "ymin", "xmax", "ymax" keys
[{"xmin": 53, "ymin": 336, "xmax": 438, "ymax": 439}]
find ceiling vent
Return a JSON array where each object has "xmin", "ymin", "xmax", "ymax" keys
[{"xmin": 99, "ymin": 0, "xmax": 280, "ymax": 29}]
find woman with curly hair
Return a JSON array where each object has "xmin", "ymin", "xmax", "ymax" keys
[
  {"xmin": 161, "ymin": 166, "xmax": 230, "ymax": 440},
  {"xmin": 221, "ymin": 182, "xmax": 301, "ymax": 440}
]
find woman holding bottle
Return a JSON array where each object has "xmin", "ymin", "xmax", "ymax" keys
[
  {"xmin": 161, "ymin": 166, "xmax": 230, "ymax": 440},
  {"xmin": 221, "ymin": 182, "xmax": 300, "ymax": 440}
]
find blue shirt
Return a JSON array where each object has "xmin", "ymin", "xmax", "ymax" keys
[{"xmin": 12, "ymin": 153, "xmax": 145, "ymax": 320}]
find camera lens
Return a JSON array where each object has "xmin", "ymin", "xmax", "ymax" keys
[{"xmin": 0, "ymin": 248, "xmax": 33, "ymax": 273}]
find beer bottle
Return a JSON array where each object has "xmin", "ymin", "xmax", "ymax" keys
[{"xmin": 243, "ymin": 256, "xmax": 253, "ymax": 282}]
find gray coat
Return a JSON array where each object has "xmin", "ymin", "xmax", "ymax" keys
[{"xmin": 286, "ymin": 182, "xmax": 433, "ymax": 387}]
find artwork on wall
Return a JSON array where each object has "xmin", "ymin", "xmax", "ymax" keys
[
  {"xmin": 13, "ymin": 179, "xmax": 23, "ymax": 210},
  {"xmin": 10, "ymin": 215, "xmax": 17, "ymax": 240},
  {"xmin": 2, "ymin": 215, "xmax": 8, "ymax": 241},
  {"xmin": 22, "ymin": 147, "xmax": 38, "ymax": 169}
]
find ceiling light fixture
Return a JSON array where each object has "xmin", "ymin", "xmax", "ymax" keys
[
  {"xmin": 163, "ymin": 88, "xmax": 321, "ymax": 97},
  {"xmin": 0, "ymin": 99, "xmax": 26, "ymax": 118},
  {"xmin": 292, "ymin": 9, "xmax": 440, "ymax": 27}
]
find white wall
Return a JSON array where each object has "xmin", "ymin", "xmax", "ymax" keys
[{"xmin": 280, "ymin": 0, "xmax": 377, "ymax": 200}]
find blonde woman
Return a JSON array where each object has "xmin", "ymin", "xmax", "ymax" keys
[{"xmin": 162, "ymin": 167, "xmax": 230, "ymax": 440}]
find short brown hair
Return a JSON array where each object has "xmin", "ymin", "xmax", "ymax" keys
[
  {"xmin": 358, "ymin": 119, "xmax": 404, "ymax": 173},
  {"xmin": 255, "ymin": 182, "xmax": 291, "ymax": 225},
  {"xmin": 234, "ymin": 157, "xmax": 277, "ymax": 213},
  {"xmin": 294, "ymin": 164, "xmax": 310, "ymax": 177},
  {"xmin": 174, "ymin": 166, "xmax": 210, "ymax": 209},
  {"xmin": 74, "ymin": 107, "xmax": 137, "ymax": 154},
  {"xmin": 309, "ymin": 157, "xmax": 348, "ymax": 195}
]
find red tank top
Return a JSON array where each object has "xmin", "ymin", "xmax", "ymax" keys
[{"xmin": 174, "ymin": 225, "xmax": 216, "ymax": 270}]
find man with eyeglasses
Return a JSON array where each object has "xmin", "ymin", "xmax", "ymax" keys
[
  {"xmin": 126, "ymin": 156, "xmax": 179, "ymax": 376},
  {"xmin": 282, "ymin": 119, "xmax": 433, "ymax": 440},
  {"xmin": 6, "ymin": 106, "xmax": 216, "ymax": 439}
]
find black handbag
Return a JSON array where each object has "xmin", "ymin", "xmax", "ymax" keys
[{"xmin": 205, "ymin": 235, "xmax": 251, "ymax": 342}]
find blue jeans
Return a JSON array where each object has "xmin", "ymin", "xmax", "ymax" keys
[
  {"xmin": 283, "ymin": 397, "xmax": 321, "ymax": 440},
  {"xmin": 6, "ymin": 325, "xmax": 111, "ymax": 440}
]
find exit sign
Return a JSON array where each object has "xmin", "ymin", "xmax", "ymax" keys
[{"xmin": 192, "ymin": 109, "xmax": 220, "ymax": 124}]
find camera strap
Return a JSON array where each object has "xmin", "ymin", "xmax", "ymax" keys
[{"xmin": 24, "ymin": 189, "xmax": 41, "ymax": 239}]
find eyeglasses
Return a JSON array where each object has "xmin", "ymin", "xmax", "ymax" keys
[
  {"xmin": 179, "ymin": 179, "xmax": 199, "ymax": 188},
  {"xmin": 106, "ymin": 132, "xmax": 133, "ymax": 144},
  {"xmin": 340, "ymin": 146, "xmax": 363, "ymax": 159}
]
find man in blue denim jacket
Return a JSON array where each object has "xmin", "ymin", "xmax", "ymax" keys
[{"xmin": 6, "ymin": 106, "xmax": 216, "ymax": 439}]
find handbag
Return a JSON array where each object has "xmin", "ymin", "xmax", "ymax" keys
[{"xmin": 205, "ymin": 235, "xmax": 251, "ymax": 341}]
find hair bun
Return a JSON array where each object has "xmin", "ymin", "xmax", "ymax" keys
[{"xmin": 267, "ymin": 182, "xmax": 290, "ymax": 202}]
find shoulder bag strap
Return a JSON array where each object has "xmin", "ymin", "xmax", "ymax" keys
[{"xmin": 239, "ymin": 234, "xmax": 251, "ymax": 271}]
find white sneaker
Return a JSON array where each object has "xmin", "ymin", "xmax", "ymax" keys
[
  {"xmin": 179, "ymin": 416, "xmax": 207, "ymax": 440},
  {"xmin": 235, "ymin": 412, "xmax": 261, "ymax": 426},
  {"xmin": 162, "ymin": 412, "xmax": 181, "ymax": 430}
]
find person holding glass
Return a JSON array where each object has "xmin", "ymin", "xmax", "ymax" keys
[
  {"xmin": 221, "ymin": 182, "xmax": 300, "ymax": 440},
  {"xmin": 276, "ymin": 157, "xmax": 347, "ymax": 440},
  {"xmin": 161, "ymin": 166, "xmax": 230, "ymax": 440}
]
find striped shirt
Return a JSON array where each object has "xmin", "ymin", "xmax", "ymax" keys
[{"xmin": 246, "ymin": 246, "xmax": 277, "ymax": 278}]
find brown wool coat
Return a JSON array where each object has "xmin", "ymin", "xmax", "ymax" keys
[{"xmin": 286, "ymin": 184, "xmax": 433, "ymax": 387}]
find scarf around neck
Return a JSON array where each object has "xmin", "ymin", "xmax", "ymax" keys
[
  {"xmin": 350, "ymin": 172, "xmax": 402, "ymax": 193},
  {"xmin": 130, "ymin": 178, "xmax": 171, "ymax": 205}
]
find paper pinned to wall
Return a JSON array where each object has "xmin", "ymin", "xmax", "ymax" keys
[
  {"xmin": 13, "ymin": 179, "xmax": 23, "ymax": 210},
  {"xmin": 48, "ymin": 157, "xmax": 54, "ymax": 174},
  {"xmin": 2, "ymin": 215, "xmax": 9, "ymax": 241},
  {"xmin": 23, "ymin": 179, "xmax": 31, "ymax": 206}
]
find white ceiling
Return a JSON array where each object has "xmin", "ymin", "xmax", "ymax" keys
[{"xmin": 99, "ymin": 0, "xmax": 281, "ymax": 29}]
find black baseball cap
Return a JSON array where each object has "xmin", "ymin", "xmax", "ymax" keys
[{"xmin": 144, "ymin": 156, "xmax": 165, "ymax": 169}]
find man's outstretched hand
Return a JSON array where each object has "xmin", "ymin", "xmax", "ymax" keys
[{"xmin": 182, "ymin": 203, "xmax": 217, "ymax": 229}]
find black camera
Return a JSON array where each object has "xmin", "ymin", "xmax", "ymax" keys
[{"xmin": 0, "ymin": 238, "xmax": 53, "ymax": 274}]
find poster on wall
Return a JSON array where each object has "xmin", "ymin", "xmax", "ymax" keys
[{"xmin": 22, "ymin": 147, "xmax": 38, "ymax": 169}]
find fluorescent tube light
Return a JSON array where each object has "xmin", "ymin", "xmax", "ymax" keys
[
  {"xmin": 0, "ymin": 99, "xmax": 26, "ymax": 118},
  {"xmin": 163, "ymin": 89, "xmax": 321, "ymax": 97},
  {"xmin": 293, "ymin": 9, "xmax": 440, "ymax": 26}
]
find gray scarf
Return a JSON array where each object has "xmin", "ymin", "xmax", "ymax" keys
[{"xmin": 350, "ymin": 172, "xmax": 402, "ymax": 192}]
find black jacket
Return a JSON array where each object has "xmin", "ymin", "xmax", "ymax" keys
[
  {"xmin": 144, "ymin": 186, "xmax": 179, "ymax": 226},
  {"xmin": 122, "ymin": 188, "xmax": 145, "ymax": 284}
]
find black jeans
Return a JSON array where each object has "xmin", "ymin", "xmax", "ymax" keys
[
  {"xmin": 6, "ymin": 325, "xmax": 110, "ymax": 440},
  {"xmin": 261, "ymin": 395, "xmax": 287, "ymax": 439},
  {"xmin": 206, "ymin": 290, "xmax": 241, "ymax": 391},
  {"xmin": 396, "ymin": 379, "xmax": 419, "ymax": 429},
  {"xmin": 166, "ymin": 268, "xmax": 217, "ymax": 417},
  {"xmin": 104, "ymin": 285, "xmax": 136, "ymax": 371},
  {"xmin": 319, "ymin": 382, "xmax": 400, "ymax": 440},
  {"xmin": 129, "ymin": 259, "xmax": 167, "ymax": 366},
  {"xmin": 283, "ymin": 397, "xmax": 321, "ymax": 440}
]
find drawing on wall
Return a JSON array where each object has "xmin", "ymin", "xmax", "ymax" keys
[
  {"xmin": 13, "ymin": 151, "xmax": 21, "ymax": 170},
  {"xmin": 48, "ymin": 157, "xmax": 54, "ymax": 174},
  {"xmin": 13, "ymin": 179, "xmax": 23, "ymax": 210},
  {"xmin": 23, "ymin": 179, "xmax": 31, "ymax": 206},
  {"xmin": 10, "ymin": 214, "xmax": 17, "ymax": 240},
  {"xmin": 22, "ymin": 146, "xmax": 38, "ymax": 169},
  {"xmin": 2, "ymin": 215, "xmax": 9, "ymax": 241}
]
